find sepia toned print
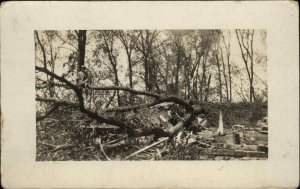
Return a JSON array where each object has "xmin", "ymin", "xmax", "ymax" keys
[
  {"xmin": 1, "ymin": 1, "xmax": 298, "ymax": 188},
  {"xmin": 35, "ymin": 30, "xmax": 267, "ymax": 161}
]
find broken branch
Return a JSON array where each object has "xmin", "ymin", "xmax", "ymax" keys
[
  {"xmin": 125, "ymin": 137, "xmax": 169, "ymax": 160},
  {"xmin": 89, "ymin": 86, "xmax": 160, "ymax": 99},
  {"xmin": 36, "ymin": 104, "xmax": 60, "ymax": 121}
]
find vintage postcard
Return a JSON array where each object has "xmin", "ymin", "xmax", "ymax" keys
[{"xmin": 1, "ymin": 1, "xmax": 299, "ymax": 188}]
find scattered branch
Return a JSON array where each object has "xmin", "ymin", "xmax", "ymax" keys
[
  {"xmin": 103, "ymin": 140, "xmax": 127, "ymax": 149},
  {"xmin": 89, "ymin": 86, "xmax": 160, "ymax": 99},
  {"xmin": 35, "ymin": 66, "xmax": 79, "ymax": 92},
  {"xmin": 37, "ymin": 140, "xmax": 76, "ymax": 153},
  {"xmin": 36, "ymin": 97, "xmax": 78, "ymax": 107},
  {"xmin": 125, "ymin": 137, "xmax": 169, "ymax": 160},
  {"xmin": 36, "ymin": 104, "xmax": 60, "ymax": 121},
  {"xmin": 95, "ymin": 138, "xmax": 111, "ymax": 160},
  {"xmin": 36, "ymin": 66, "xmax": 194, "ymax": 112}
]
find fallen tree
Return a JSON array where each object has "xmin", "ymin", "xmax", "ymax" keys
[{"xmin": 36, "ymin": 66, "xmax": 208, "ymax": 138}]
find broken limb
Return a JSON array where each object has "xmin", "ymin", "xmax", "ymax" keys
[
  {"xmin": 95, "ymin": 138, "xmax": 111, "ymax": 160},
  {"xmin": 103, "ymin": 135, "xmax": 127, "ymax": 145},
  {"xmin": 37, "ymin": 140, "xmax": 76, "ymax": 153},
  {"xmin": 125, "ymin": 137, "xmax": 169, "ymax": 160},
  {"xmin": 89, "ymin": 86, "xmax": 161, "ymax": 99},
  {"xmin": 102, "ymin": 140, "xmax": 128, "ymax": 149},
  {"xmin": 124, "ymin": 113, "xmax": 204, "ymax": 159},
  {"xmin": 37, "ymin": 66, "xmax": 194, "ymax": 112},
  {"xmin": 200, "ymin": 148, "xmax": 267, "ymax": 158},
  {"xmin": 36, "ymin": 97, "xmax": 78, "ymax": 107},
  {"xmin": 36, "ymin": 104, "xmax": 60, "ymax": 121},
  {"xmin": 36, "ymin": 66, "xmax": 208, "ymax": 138},
  {"xmin": 37, "ymin": 96, "xmax": 207, "ymax": 138},
  {"xmin": 36, "ymin": 66, "xmax": 80, "ymax": 94},
  {"xmin": 127, "ymin": 113, "xmax": 197, "ymax": 138}
]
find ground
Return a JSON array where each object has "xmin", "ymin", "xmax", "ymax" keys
[{"xmin": 36, "ymin": 103, "xmax": 268, "ymax": 161}]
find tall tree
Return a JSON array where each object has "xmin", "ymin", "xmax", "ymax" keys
[
  {"xmin": 99, "ymin": 31, "xmax": 122, "ymax": 106},
  {"xmin": 236, "ymin": 29, "xmax": 255, "ymax": 102},
  {"xmin": 219, "ymin": 47, "xmax": 229, "ymax": 102},
  {"xmin": 115, "ymin": 31, "xmax": 135, "ymax": 103},
  {"xmin": 169, "ymin": 31, "xmax": 185, "ymax": 95},
  {"xmin": 214, "ymin": 46, "xmax": 223, "ymax": 103},
  {"xmin": 77, "ymin": 30, "xmax": 87, "ymax": 72},
  {"xmin": 35, "ymin": 31, "xmax": 61, "ymax": 98},
  {"xmin": 134, "ymin": 30, "xmax": 160, "ymax": 92},
  {"xmin": 222, "ymin": 32, "xmax": 232, "ymax": 102}
]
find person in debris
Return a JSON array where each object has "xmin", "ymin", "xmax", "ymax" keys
[{"xmin": 77, "ymin": 65, "xmax": 92, "ymax": 96}]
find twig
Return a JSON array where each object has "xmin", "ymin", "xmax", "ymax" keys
[
  {"xmin": 37, "ymin": 141, "xmax": 56, "ymax": 148},
  {"xmin": 95, "ymin": 138, "xmax": 111, "ymax": 161},
  {"xmin": 37, "ymin": 140, "xmax": 76, "ymax": 152},
  {"xmin": 103, "ymin": 140, "xmax": 127, "ymax": 149},
  {"xmin": 125, "ymin": 137, "xmax": 169, "ymax": 160},
  {"xmin": 104, "ymin": 136, "xmax": 127, "ymax": 145},
  {"xmin": 50, "ymin": 144, "xmax": 76, "ymax": 153},
  {"xmin": 156, "ymin": 148, "xmax": 162, "ymax": 159},
  {"xmin": 36, "ymin": 104, "xmax": 60, "ymax": 121}
]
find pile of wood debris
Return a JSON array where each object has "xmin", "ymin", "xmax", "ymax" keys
[
  {"xmin": 92, "ymin": 104, "xmax": 268, "ymax": 160},
  {"xmin": 121, "ymin": 123, "xmax": 268, "ymax": 160}
]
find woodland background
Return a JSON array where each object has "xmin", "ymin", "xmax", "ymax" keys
[{"xmin": 35, "ymin": 30, "xmax": 267, "ymax": 161}]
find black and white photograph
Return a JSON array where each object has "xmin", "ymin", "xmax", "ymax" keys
[
  {"xmin": 1, "ymin": 1, "xmax": 298, "ymax": 188},
  {"xmin": 35, "ymin": 29, "xmax": 268, "ymax": 161}
]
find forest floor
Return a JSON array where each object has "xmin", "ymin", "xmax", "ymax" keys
[{"xmin": 36, "ymin": 106, "xmax": 268, "ymax": 161}]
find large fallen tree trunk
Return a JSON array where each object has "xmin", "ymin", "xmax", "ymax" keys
[
  {"xmin": 127, "ymin": 111, "xmax": 205, "ymax": 138},
  {"xmin": 35, "ymin": 66, "xmax": 209, "ymax": 138},
  {"xmin": 200, "ymin": 148, "xmax": 267, "ymax": 158}
]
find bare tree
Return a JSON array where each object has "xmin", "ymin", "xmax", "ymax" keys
[
  {"xmin": 36, "ymin": 65, "xmax": 207, "ymax": 138},
  {"xmin": 115, "ymin": 31, "xmax": 136, "ymax": 103},
  {"xmin": 35, "ymin": 31, "xmax": 63, "ymax": 98},
  {"xmin": 221, "ymin": 32, "xmax": 232, "ymax": 102},
  {"xmin": 76, "ymin": 30, "xmax": 87, "ymax": 72},
  {"xmin": 214, "ymin": 46, "xmax": 223, "ymax": 103},
  {"xmin": 98, "ymin": 31, "xmax": 122, "ymax": 106},
  {"xmin": 35, "ymin": 29, "xmax": 267, "ymax": 143},
  {"xmin": 134, "ymin": 30, "xmax": 161, "ymax": 92},
  {"xmin": 236, "ymin": 29, "xmax": 255, "ymax": 102}
]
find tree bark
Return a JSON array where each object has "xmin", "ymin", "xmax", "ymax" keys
[
  {"xmin": 77, "ymin": 30, "xmax": 87, "ymax": 71},
  {"xmin": 220, "ymin": 48, "xmax": 229, "ymax": 102},
  {"xmin": 204, "ymin": 74, "xmax": 211, "ymax": 102},
  {"xmin": 116, "ymin": 31, "xmax": 134, "ymax": 103},
  {"xmin": 102, "ymin": 31, "xmax": 121, "ymax": 106},
  {"xmin": 216, "ymin": 53, "xmax": 223, "ymax": 103},
  {"xmin": 236, "ymin": 29, "xmax": 255, "ymax": 102}
]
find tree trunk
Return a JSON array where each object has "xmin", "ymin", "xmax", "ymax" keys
[
  {"xmin": 144, "ymin": 57, "xmax": 150, "ymax": 91},
  {"xmin": 112, "ymin": 64, "xmax": 121, "ymax": 106},
  {"xmin": 127, "ymin": 51, "xmax": 134, "ymax": 102},
  {"xmin": 77, "ymin": 30, "xmax": 87, "ymax": 71},
  {"xmin": 117, "ymin": 31, "xmax": 134, "ymax": 104},
  {"xmin": 200, "ymin": 52, "xmax": 208, "ymax": 102},
  {"xmin": 227, "ymin": 58, "xmax": 232, "ymax": 102},
  {"xmin": 204, "ymin": 74, "xmax": 211, "ymax": 102},
  {"xmin": 102, "ymin": 32, "xmax": 121, "ymax": 106},
  {"xmin": 235, "ymin": 29, "xmax": 255, "ymax": 103},
  {"xmin": 128, "ymin": 113, "xmax": 194, "ymax": 138},
  {"xmin": 216, "ymin": 53, "xmax": 223, "ymax": 103},
  {"xmin": 175, "ymin": 45, "xmax": 181, "ymax": 95},
  {"xmin": 220, "ymin": 49, "xmax": 229, "ymax": 102},
  {"xmin": 48, "ymin": 36, "xmax": 55, "ymax": 98}
]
